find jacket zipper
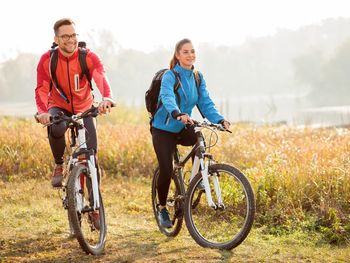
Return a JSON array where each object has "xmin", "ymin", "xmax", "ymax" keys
[
  {"xmin": 164, "ymin": 113, "xmax": 170, "ymax": 125},
  {"xmin": 66, "ymin": 58, "xmax": 74, "ymax": 114}
]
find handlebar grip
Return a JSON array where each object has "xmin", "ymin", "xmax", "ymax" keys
[
  {"xmin": 81, "ymin": 106, "xmax": 99, "ymax": 118},
  {"xmin": 50, "ymin": 111, "xmax": 66, "ymax": 124}
]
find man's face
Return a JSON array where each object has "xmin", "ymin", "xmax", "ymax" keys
[{"xmin": 54, "ymin": 24, "xmax": 78, "ymax": 56}]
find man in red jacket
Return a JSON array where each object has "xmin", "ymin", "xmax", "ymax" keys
[{"xmin": 35, "ymin": 18, "xmax": 115, "ymax": 187}]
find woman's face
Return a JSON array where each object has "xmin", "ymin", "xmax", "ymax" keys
[{"xmin": 176, "ymin": 42, "xmax": 196, "ymax": 69}]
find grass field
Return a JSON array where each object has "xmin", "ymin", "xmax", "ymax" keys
[
  {"xmin": 1, "ymin": 176, "xmax": 350, "ymax": 262},
  {"xmin": 1, "ymin": 107, "xmax": 350, "ymax": 262}
]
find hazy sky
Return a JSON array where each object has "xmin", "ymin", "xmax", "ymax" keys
[{"xmin": 1, "ymin": 0, "xmax": 349, "ymax": 61}]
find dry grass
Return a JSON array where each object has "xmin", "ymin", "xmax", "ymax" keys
[
  {"xmin": 1, "ymin": 176, "xmax": 350, "ymax": 262},
  {"xmin": 1, "ymin": 106, "xmax": 350, "ymax": 248}
]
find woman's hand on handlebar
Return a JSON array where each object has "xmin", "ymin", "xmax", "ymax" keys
[
  {"xmin": 177, "ymin": 114, "xmax": 193, "ymax": 125},
  {"xmin": 220, "ymin": 120, "xmax": 231, "ymax": 130},
  {"xmin": 35, "ymin": 112, "xmax": 51, "ymax": 125}
]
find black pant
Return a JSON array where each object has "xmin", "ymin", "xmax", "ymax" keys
[
  {"xmin": 152, "ymin": 126, "xmax": 197, "ymax": 206},
  {"xmin": 48, "ymin": 107, "xmax": 97, "ymax": 164}
]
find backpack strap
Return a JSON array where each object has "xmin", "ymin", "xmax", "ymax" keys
[
  {"xmin": 153, "ymin": 68, "xmax": 204, "ymax": 123},
  {"xmin": 49, "ymin": 43, "xmax": 70, "ymax": 103},
  {"xmin": 49, "ymin": 42, "xmax": 92, "ymax": 103},
  {"xmin": 78, "ymin": 41, "xmax": 93, "ymax": 90},
  {"xmin": 193, "ymin": 69, "xmax": 201, "ymax": 90},
  {"xmin": 171, "ymin": 69, "xmax": 181, "ymax": 105},
  {"xmin": 193, "ymin": 70, "xmax": 205, "ymax": 118},
  {"xmin": 172, "ymin": 68, "xmax": 205, "ymax": 119},
  {"xmin": 152, "ymin": 69, "xmax": 180, "ymax": 118}
]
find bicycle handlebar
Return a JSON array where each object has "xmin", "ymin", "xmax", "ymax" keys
[
  {"xmin": 50, "ymin": 106, "xmax": 100, "ymax": 125},
  {"xmin": 34, "ymin": 104, "xmax": 116, "ymax": 126},
  {"xmin": 188, "ymin": 120, "xmax": 232, "ymax": 133}
]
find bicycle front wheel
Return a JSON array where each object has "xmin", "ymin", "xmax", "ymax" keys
[
  {"xmin": 184, "ymin": 163, "xmax": 255, "ymax": 250},
  {"xmin": 67, "ymin": 164, "xmax": 106, "ymax": 255},
  {"xmin": 152, "ymin": 168, "xmax": 184, "ymax": 237}
]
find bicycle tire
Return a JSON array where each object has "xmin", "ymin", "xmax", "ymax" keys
[
  {"xmin": 67, "ymin": 164, "xmax": 107, "ymax": 255},
  {"xmin": 151, "ymin": 168, "xmax": 184, "ymax": 237},
  {"xmin": 184, "ymin": 163, "xmax": 255, "ymax": 250}
]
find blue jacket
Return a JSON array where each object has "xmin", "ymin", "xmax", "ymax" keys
[{"xmin": 152, "ymin": 63, "xmax": 224, "ymax": 133}]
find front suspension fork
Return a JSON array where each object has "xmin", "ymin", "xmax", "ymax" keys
[{"xmin": 200, "ymin": 158, "xmax": 224, "ymax": 210}]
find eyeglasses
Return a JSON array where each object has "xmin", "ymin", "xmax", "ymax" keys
[{"xmin": 58, "ymin": 33, "xmax": 79, "ymax": 41}]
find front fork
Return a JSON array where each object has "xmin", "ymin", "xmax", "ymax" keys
[
  {"xmin": 88, "ymin": 155, "xmax": 100, "ymax": 210},
  {"xmin": 62, "ymin": 154, "xmax": 100, "ymax": 211},
  {"xmin": 76, "ymin": 124, "xmax": 100, "ymax": 211},
  {"xmin": 196, "ymin": 141, "xmax": 224, "ymax": 210}
]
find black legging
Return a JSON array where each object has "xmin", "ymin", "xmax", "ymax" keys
[
  {"xmin": 48, "ymin": 107, "xmax": 97, "ymax": 164},
  {"xmin": 152, "ymin": 126, "xmax": 197, "ymax": 206}
]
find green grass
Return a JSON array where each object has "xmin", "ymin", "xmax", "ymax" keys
[
  {"xmin": 2, "ymin": 106, "xmax": 350, "ymax": 260},
  {"xmin": 1, "ymin": 175, "xmax": 350, "ymax": 262}
]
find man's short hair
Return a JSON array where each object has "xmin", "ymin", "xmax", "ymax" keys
[{"xmin": 53, "ymin": 18, "xmax": 75, "ymax": 36}]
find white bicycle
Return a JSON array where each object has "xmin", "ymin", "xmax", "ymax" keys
[
  {"xmin": 152, "ymin": 120, "xmax": 255, "ymax": 250},
  {"xmin": 44, "ymin": 106, "xmax": 107, "ymax": 255}
]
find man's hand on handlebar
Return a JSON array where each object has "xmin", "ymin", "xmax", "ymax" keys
[
  {"xmin": 35, "ymin": 112, "xmax": 51, "ymax": 125},
  {"xmin": 98, "ymin": 100, "xmax": 113, "ymax": 114}
]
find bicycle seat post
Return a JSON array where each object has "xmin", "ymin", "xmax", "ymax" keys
[{"xmin": 174, "ymin": 147, "xmax": 180, "ymax": 165}]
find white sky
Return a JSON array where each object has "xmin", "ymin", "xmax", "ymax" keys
[{"xmin": 1, "ymin": 0, "xmax": 349, "ymax": 61}]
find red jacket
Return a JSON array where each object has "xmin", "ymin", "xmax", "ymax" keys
[{"xmin": 35, "ymin": 48, "xmax": 113, "ymax": 114}]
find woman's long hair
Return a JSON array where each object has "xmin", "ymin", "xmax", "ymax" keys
[{"xmin": 169, "ymin": 38, "xmax": 192, "ymax": 69}]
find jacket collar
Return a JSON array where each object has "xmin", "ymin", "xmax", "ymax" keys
[
  {"xmin": 57, "ymin": 48, "xmax": 79, "ymax": 61},
  {"xmin": 174, "ymin": 63, "xmax": 194, "ymax": 77}
]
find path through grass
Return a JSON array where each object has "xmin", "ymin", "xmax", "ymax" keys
[{"xmin": 1, "ymin": 175, "xmax": 350, "ymax": 262}]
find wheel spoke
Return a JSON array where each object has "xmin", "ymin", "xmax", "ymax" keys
[
  {"xmin": 67, "ymin": 164, "xmax": 106, "ymax": 254},
  {"xmin": 185, "ymin": 164, "xmax": 255, "ymax": 250}
]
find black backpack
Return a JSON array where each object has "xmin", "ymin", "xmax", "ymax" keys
[
  {"xmin": 49, "ymin": 41, "xmax": 92, "ymax": 103},
  {"xmin": 145, "ymin": 68, "xmax": 202, "ymax": 120}
]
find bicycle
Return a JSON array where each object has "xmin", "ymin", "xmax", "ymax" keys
[
  {"xmin": 37, "ymin": 106, "xmax": 107, "ymax": 255},
  {"xmin": 151, "ymin": 120, "xmax": 255, "ymax": 250}
]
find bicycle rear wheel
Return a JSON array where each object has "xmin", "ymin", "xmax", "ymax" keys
[
  {"xmin": 151, "ymin": 168, "xmax": 184, "ymax": 237},
  {"xmin": 184, "ymin": 163, "xmax": 255, "ymax": 250},
  {"xmin": 67, "ymin": 164, "xmax": 106, "ymax": 255}
]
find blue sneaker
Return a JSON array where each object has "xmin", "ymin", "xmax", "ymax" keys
[{"xmin": 158, "ymin": 207, "xmax": 172, "ymax": 228}]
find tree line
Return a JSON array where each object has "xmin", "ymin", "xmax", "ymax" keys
[{"xmin": 1, "ymin": 17, "xmax": 350, "ymax": 109}]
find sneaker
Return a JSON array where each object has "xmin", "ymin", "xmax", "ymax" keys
[
  {"xmin": 88, "ymin": 211, "xmax": 100, "ymax": 230},
  {"xmin": 51, "ymin": 164, "xmax": 64, "ymax": 187},
  {"xmin": 158, "ymin": 207, "xmax": 172, "ymax": 228}
]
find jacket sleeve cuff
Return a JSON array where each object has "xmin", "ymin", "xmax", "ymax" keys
[
  {"xmin": 171, "ymin": 110, "xmax": 186, "ymax": 119},
  {"xmin": 218, "ymin": 119, "xmax": 230, "ymax": 125},
  {"xmin": 171, "ymin": 110, "xmax": 181, "ymax": 119},
  {"xmin": 103, "ymin": 97, "xmax": 116, "ymax": 106},
  {"xmin": 218, "ymin": 119, "xmax": 225, "ymax": 124}
]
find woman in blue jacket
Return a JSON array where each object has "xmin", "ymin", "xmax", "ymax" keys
[{"xmin": 152, "ymin": 38, "xmax": 230, "ymax": 228}]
